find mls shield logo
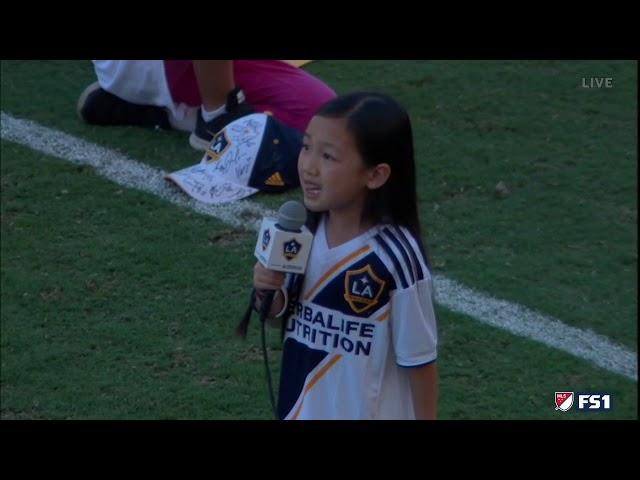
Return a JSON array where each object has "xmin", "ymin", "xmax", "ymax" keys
[
  {"xmin": 555, "ymin": 392, "xmax": 574, "ymax": 412},
  {"xmin": 261, "ymin": 229, "xmax": 271, "ymax": 251},
  {"xmin": 283, "ymin": 239, "xmax": 302, "ymax": 260},
  {"xmin": 206, "ymin": 129, "xmax": 230, "ymax": 162},
  {"xmin": 343, "ymin": 265, "xmax": 386, "ymax": 314}
]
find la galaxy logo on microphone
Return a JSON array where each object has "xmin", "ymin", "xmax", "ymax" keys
[
  {"xmin": 283, "ymin": 239, "xmax": 302, "ymax": 260},
  {"xmin": 262, "ymin": 229, "xmax": 271, "ymax": 251},
  {"xmin": 344, "ymin": 265, "xmax": 386, "ymax": 314},
  {"xmin": 206, "ymin": 129, "xmax": 230, "ymax": 162}
]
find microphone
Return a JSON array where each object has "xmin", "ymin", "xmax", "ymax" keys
[
  {"xmin": 254, "ymin": 200, "xmax": 313, "ymax": 274},
  {"xmin": 236, "ymin": 200, "xmax": 314, "ymax": 338},
  {"xmin": 236, "ymin": 200, "xmax": 313, "ymax": 419},
  {"xmin": 253, "ymin": 200, "xmax": 312, "ymax": 330}
]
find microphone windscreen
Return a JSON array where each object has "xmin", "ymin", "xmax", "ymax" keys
[{"xmin": 277, "ymin": 200, "xmax": 307, "ymax": 231}]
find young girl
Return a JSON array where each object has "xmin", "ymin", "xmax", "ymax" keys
[{"xmin": 253, "ymin": 92, "xmax": 438, "ymax": 420}]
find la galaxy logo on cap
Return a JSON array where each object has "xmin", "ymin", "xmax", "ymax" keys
[
  {"xmin": 344, "ymin": 265, "xmax": 385, "ymax": 314},
  {"xmin": 206, "ymin": 129, "xmax": 230, "ymax": 162},
  {"xmin": 283, "ymin": 239, "xmax": 302, "ymax": 260},
  {"xmin": 262, "ymin": 229, "xmax": 271, "ymax": 251}
]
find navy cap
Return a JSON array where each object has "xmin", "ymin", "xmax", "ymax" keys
[{"xmin": 166, "ymin": 113, "xmax": 301, "ymax": 204}]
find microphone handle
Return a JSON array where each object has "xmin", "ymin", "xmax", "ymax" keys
[{"xmin": 259, "ymin": 290, "xmax": 276, "ymax": 322}]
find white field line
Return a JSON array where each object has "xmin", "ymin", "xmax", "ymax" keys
[{"xmin": 2, "ymin": 111, "xmax": 637, "ymax": 381}]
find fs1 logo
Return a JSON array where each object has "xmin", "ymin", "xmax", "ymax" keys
[
  {"xmin": 576, "ymin": 393, "xmax": 612, "ymax": 411},
  {"xmin": 555, "ymin": 392, "xmax": 612, "ymax": 412}
]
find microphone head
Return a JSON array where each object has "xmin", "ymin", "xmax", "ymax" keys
[{"xmin": 277, "ymin": 200, "xmax": 307, "ymax": 231}]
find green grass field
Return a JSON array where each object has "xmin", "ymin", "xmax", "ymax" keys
[{"xmin": 1, "ymin": 60, "xmax": 637, "ymax": 419}]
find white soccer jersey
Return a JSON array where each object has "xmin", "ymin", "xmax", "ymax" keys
[{"xmin": 278, "ymin": 216, "xmax": 437, "ymax": 420}]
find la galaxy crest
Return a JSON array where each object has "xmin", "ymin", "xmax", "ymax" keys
[
  {"xmin": 262, "ymin": 229, "xmax": 271, "ymax": 251},
  {"xmin": 283, "ymin": 239, "xmax": 302, "ymax": 260},
  {"xmin": 344, "ymin": 265, "xmax": 386, "ymax": 314},
  {"xmin": 206, "ymin": 129, "xmax": 231, "ymax": 162}
]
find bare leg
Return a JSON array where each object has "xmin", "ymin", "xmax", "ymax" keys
[{"xmin": 192, "ymin": 60, "xmax": 234, "ymax": 110}]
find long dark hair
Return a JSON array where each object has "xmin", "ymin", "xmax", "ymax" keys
[{"xmin": 309, "ymin": 91, "xmax": 429, "ymax": 264}]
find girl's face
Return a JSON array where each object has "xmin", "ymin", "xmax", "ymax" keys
[{"xmin": 298, "ymin": 115, "xmax": 371, "ymax": 216}]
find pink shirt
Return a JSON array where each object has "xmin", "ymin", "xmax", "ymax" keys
[{"xmin": 164, "ymin": 60, "xmax": 336, "ymax": 133}]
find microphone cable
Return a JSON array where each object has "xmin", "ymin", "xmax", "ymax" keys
[
  {"xmin": 237, "ymin": 288, "xmax": 278, "ymax": 419},
  {"xmin": 258, "ymin": 290, "xmax": 278, "ymax": 420}
]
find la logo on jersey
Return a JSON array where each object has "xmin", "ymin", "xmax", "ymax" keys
[
  {"xmin": 555, "ymin": 392, "xmax": 574, "ymax": 411},
  {"xmin": 206, "ymin": 130, "xmax": 230, "ymax": 162},
  {"xmin": 262, "ymin": 229, "xmax": 271, "ymax": 251},
  {"xmin": 283, "ymin": 239, "xmax": 302, "ymax": 260},
  {"xmin": 344, "ymin": 265, "xmax": 386, "ymax": 314}
]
